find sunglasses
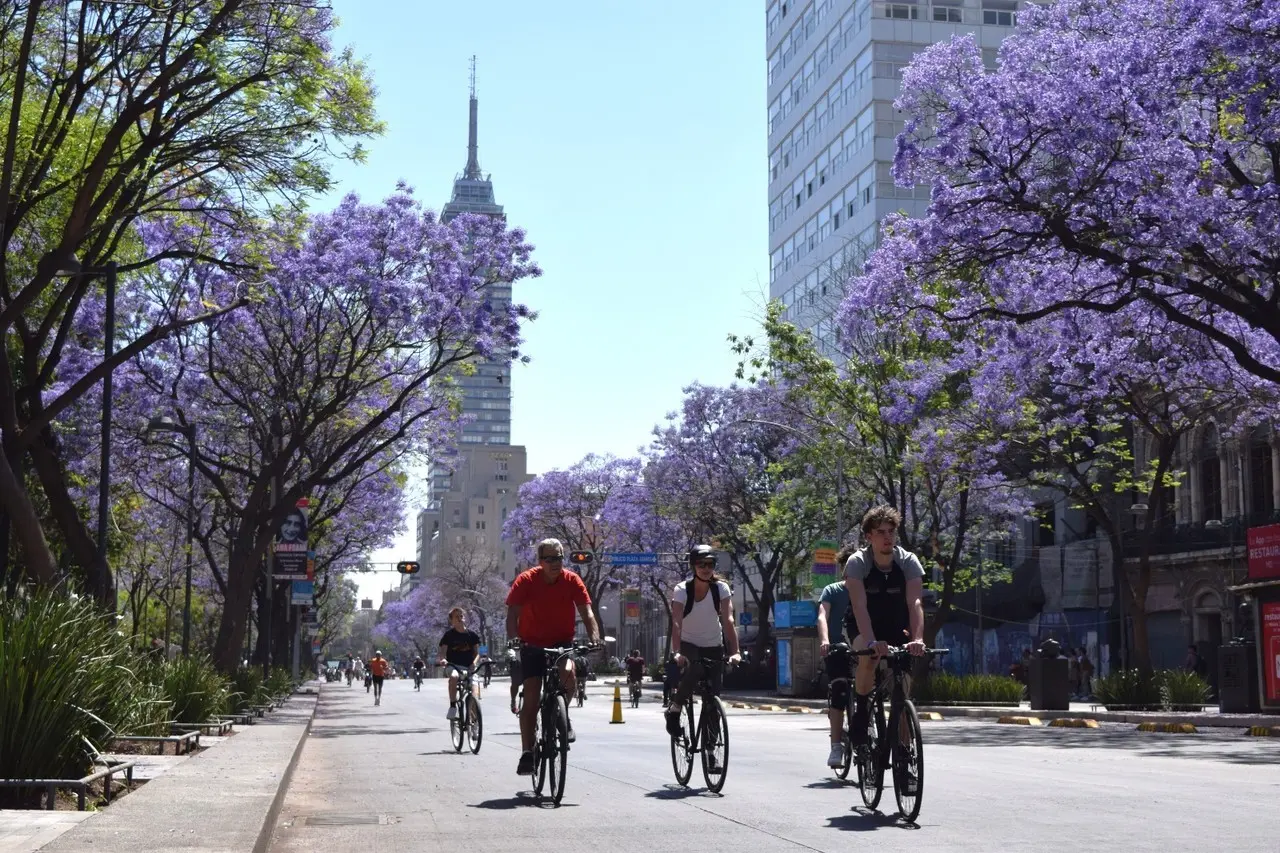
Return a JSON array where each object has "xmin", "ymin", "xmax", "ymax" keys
[
  {"xmin": 695, "ymin": 560, "xmax": 717, "ymax": 568},
  {"xmin": 540, "ymin": 554, "xmax": 564, "ymax": 563}
]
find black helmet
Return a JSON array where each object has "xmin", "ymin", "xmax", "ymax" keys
[{"xmin": 688, "ymin": 544, "xmax": 716, "ymax": 565}]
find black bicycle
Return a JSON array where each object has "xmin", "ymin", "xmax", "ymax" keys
[
  {"xmin": 628, "ymin": 676, "xmax": 643, "ymax": 708},
  {"xmin": 837, "ymin": 643, "xmax": 947, "ymax": 823},
  {"xmin": 669, "ymin": 654, "xmax": 733, "ymax": 793},
  {"xmin": 412, "ymin": 668, "xmax": 424, "ymax": 691},
  {"xmin": 441, "ymin": 664, "xmax": 482, "ymax": 755},
  {"xmin": 526, "ymin": 643, "xmax": 599, "ymax": 805}
]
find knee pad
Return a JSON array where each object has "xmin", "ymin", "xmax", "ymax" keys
[{"xmin": 828, "ymin": 676, "xmax": 850, "ymax": 709}]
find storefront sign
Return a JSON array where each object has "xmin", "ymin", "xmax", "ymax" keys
[
  {"xmin": 1262, "ymin": 601, "xmax": 1280, "ymax": 705},
  {"xmin": 1247, "ymin": 524, "xmax": 1280, "ymax": 581}
]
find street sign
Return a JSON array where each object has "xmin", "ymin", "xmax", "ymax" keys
[
  {"xmin": 812, "ymin": 538, "xmax": 839, "ymax": 575},
  {"xmin": 740, "ymin": 612, "xmax": 752, "ymax": 626},
  {"xmin": 478, "ymin": 645, "xmax": 488, "ymax": 656},
  {"xmin": 601, "ymin": 552, "xmax": 657, "ymax": 566},
  {"xmin": 291, "ymin": 580, "xmax": 314, "ymax": 606}
]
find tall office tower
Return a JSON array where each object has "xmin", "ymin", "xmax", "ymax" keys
[
  {"xmin": 412, "ymin": 62, "xmax": 530, "ymax": 590},
  {"xmin": 766, "ymin": 0, "xmax": 1023, "ymax": 349}
]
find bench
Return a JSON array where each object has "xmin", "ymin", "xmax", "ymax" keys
[
  {"xmin": 111, "ymin": 730, "xmax": 200, "ymax": 755},
  {"xmin": 217, "ymin": 712, "xmax": 254, "ymax": 726},
  {"xmin": 0, "ymin": 759, "xmax": 136, "ymax": 811},
  {"xmin": 173, "ymin": 719, "xmax": 232, "ymax": 736},
  {"xmin": 249, "ymin": 704, "xmax": 271, "ymax": 717}
]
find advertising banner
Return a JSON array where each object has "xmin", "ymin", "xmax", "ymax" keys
[
  {"xmin": 1247, "ymin": 524, "xmax": 1280, "ymax": 581},
  {"xmin": 272, "ymin": 507, "xmax": 311, "ymax": 579},
  {"xmin": 1262, "ymin": 600, "xmax": 1280, "ymax": 705},
  {"xmin": 622, "ymin": 588, "xmax": 642, "ymax": 626},
  {"xmin": 812, "ymin": 539, "xmax": 839, "ymax": 575},
  {"xmin": 291, "ymin": 580, "xmax": 314, "ymax": 606}
]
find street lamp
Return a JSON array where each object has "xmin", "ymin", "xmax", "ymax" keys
[
  {"xmin": 56, "ymin": 257, "xmax": 117, "ymax": 608},
  {"xmin": 146, "ymin": 415, "xmax": 198, "ymax": 657}
]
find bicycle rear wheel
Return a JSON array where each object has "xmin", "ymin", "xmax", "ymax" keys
[
  {"xmin": 892, "ymin": 700, "xmax": 924, "ymax": 822},
  {"xmin": 450, "ymin": 696, "xmax": 465, "ymax": 753},
  {"xmin": 700, "ymin": 696, "xmax": 729, "ymax": 793},
  {"xmin": 467, "ymin": 695, "xmax": 483, "ymax": 754},
  {"xmin": 856, "ymin": 695, "xmax": 885, "ymax": 809},
  {"xmin": 669, "ymin": 700, "xmax": 695, "ymax": 786},
  {"xmin": 546, "ymin": 695, "xmax": 569, "ymax": 804}
]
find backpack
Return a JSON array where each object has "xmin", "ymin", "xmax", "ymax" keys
[{"xmin": 680, "ymin": 578, "xmax": 722, "ymax": 618}]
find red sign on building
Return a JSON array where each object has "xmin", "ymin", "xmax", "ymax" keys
[
  {"xmin": 1247, "ymin": 524, "xmax": 1280, "ymax": 581},
  {"xmin": 1261, "ymin": 601, "xmax": 1280, "ymax": 705}
]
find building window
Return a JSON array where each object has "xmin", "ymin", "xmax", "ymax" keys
[
  {"xmin": 933, "ymin": 3, "xmax": 962, "ymax": 22},
  {"xmin": 477, "ymin": 504, "xmax": 484, "ymax": 514},
  {"xmin": 982, "ymin": 0, "xmax": 1017, "ymax": 26},
  {"xmin": 1251, "ymin": 438, "xmax": 1275, "ymax": 518},
  {"xmin": 881, "ymin": 1, "xmax": 920, "ymax": 20}
]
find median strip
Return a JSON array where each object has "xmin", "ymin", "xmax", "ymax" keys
[
  {"xmin": 1048, "ymin": 718, "xmax": 1099, "ymax": 728},
  {"xmin": 997, "ymin": 716, "xmax": 1042, "ymax": 726},
  {"xmin": 1136, "ymin": 722, "xmax": 1197, "ymax": 734}
]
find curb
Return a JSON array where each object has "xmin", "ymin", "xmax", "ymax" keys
[
  {"xmin": 1137, "ymin": 722, "xmax": 1197, "ymax": 734},
  {"xmin": 1048, "ymin": 718, "xmax": 1099, "ymax": 729},
  {"xmin": 997, "ymin": 716, "xmax": 1042, "ymax": 726},
  {"xmin": 253, "ymin": 687, "xmax": 319, "ymax": 853}
]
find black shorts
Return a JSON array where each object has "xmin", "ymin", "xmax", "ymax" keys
[
  {"xmin": 520, "ymin": 640, "xmax": 573, "ymax": 681},
  {"xmin": 371, "ymin": 675, "xmax": 384, "ymax": 686}
]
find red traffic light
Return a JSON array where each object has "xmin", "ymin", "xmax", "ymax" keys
[
  {"xmin": 568, "ymin": 551, "xmax": 593, "ymax": 565},
  {"xmin": 396, "ymin": 561, "xmax": 420, "ymax": 575}
]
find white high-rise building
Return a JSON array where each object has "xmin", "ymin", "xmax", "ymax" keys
[{"xmin": 767, "ymin": 0, "xmax": 1026, "ymax": 345}]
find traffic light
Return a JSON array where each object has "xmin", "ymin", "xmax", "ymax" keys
[
  {"xmin": 569, "ymin": 551, "xmax": 593, "ymax": 566},
  {"xmin": 396, "ymin": 560, "xmax": 420, "ymax": 575}
]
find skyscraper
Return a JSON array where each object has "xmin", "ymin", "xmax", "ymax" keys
[
  {"xmin": 414, "ymin": 62, "xmax": 530, "ymax": 587},
  {"xmin": 766, "ymin": 0, "xmax": 1023, "ymax": 346}
]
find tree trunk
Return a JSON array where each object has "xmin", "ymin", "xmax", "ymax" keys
[
  {"xmin": 0, "ymin": 447, "xmax": 56, "ymax": 586},
  {"xmin": 213, "ymin": 524, "xmax": 273, "ymax": 673}
]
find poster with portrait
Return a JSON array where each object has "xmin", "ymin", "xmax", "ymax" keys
[{"xmin": 272, "ymin": 507, "xmax": 311, "ymax": 580}]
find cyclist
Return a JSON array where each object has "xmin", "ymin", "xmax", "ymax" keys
[
  {"xmin": 843, "ymin": 506, "xmax": 927, "ymax": 770},
  {"xmin": 664, "ymin": 545, "xmax": 741, "ymax": 741},
  {"xmin": 506, "ymin": 646, "xmax": 523, "ymax": 715},
  {"xmin": 343, "ymin": 652, "xmax": 355, "ymax": 686},
  {"xmin": 505, "ymin": 538, "xmax": 601, "ymax": 776},
  {"xmin": 411, "ymin": 655, "xmax": 427, "ymax": 690},
  {"xmin": 817, "ymin": 555, "xmax": 855, "ymax": 768},
  {"xmin": 625, "ymin": 648, "xmax": 646, "ymax": 698},
  {"xmin": 437, "ymin": 607, "xmax": 481, "ymax": 719},
  {"xmin": 368, "ymin": 650, "xmax": 390, "ymax": 705}
]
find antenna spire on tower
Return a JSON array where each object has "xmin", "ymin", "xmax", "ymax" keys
[{"xmin": 464, "ymin": 56, "xmax": 482, "ymax": 180}]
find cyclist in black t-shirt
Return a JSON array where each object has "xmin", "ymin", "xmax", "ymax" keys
[{"xmin": 437, "ymin": 607, "xmax": 481, "ymax": 721}]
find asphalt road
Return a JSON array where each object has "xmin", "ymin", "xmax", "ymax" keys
[{"xmin": 269, "ymin": 678, "xmax": 1280, "ymax": 852}]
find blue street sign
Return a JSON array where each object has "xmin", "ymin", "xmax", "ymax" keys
[
  {"xmin": 601, "ymin": 552, "xmax": 658, "ymax": 566},
  {"xmin": 478, "ymin": 645, "xmax": 489, "ymax": 656},
  {"xmin": 739, "ymin": 612, "xmax": 753, "ymax": 626}
]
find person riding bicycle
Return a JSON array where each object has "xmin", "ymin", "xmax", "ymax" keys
[
  {"xmin": 411, "ymin": 655, "xmax": 426, "ymax": 687},
  {"xmin": 368, "ymin": 650, "xmax": 390, "ymax": 705},
  {"xmin": 437, "ymin": 607, "xmax": 481, "ymax": 720},
  {"xmin": 625, "ymin": 649, "xmax": 646, "ymax": 692},
  {"xmin": 843, "ymin": 506, "xmax": 926, "ymax": 756},
  {"xmin": 818, "ymin": 564, "xmax": 855, "ymax": 769},
  {"xmin": 505, "ymin": 538, "xmax": 601, "ymax": 776},
  {"xmin": 664, "ymin": 545, "xmax": 741, "ymax": 742}
]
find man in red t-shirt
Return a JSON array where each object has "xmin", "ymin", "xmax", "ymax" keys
[{"xmin": 506, "ymin": 537, "xmax": 600, "ymax": 776}]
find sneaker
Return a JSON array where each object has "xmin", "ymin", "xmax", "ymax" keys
[
  {"xmin": 827, "ymin": 744, "xmax": 845, "ymax": 768},
  {"xmin": 665, "ymin": 708, "xmax": 683, "ymax": 737},
  {"xmin": 516, "ymin": 751, "xmax": 535, "ymax": 776},
  {"xmin": 374, "ymin": 697, "xmax": 380, "ymax": 706},
  {"xmin": 446, "ymin": 705, "xmax": 457, "ymax": 720}
]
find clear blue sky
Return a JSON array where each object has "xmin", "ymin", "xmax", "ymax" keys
[{"xmin": 324, "ymin": 2, "xmax": 767, "ymax": 603}]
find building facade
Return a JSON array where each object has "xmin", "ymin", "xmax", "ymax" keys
[
  {"xmin": 766, "ymin": 0, "xmax": 1026, "ymax": 348},
  {"xmin": 411, "ymin": 76, "xmax": 532, "ymax": 590}
]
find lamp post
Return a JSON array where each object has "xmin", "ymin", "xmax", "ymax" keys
[
  {"xmin": 146, "ymin": 415, "xmax": 197, "ymax": 656},
  {"xmin": 55, "ymin": 258, "xmax": 117, "ymax": 608}
]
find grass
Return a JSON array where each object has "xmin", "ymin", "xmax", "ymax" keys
[{"xmin": 913, "ymin": 672, "xmax": 1024, "ymax": 705}]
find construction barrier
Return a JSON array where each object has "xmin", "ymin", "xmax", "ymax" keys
[
  {"xmin": 1048, "ymin": 718, "xmax": 1099, "ymax": 729},
  {"xmin": 1246, "ymin": 726, "xmax": 1279, "ymax": 737},
  {"xmin": 997, "ymin": 716, "xmax": 1042, "ymax": 726},
  {"xmin": 1136, "ymin": 722, "xmax": 1197, "ymax": 734},
  {"xmin": 609, "ymin": 684, "xmax": 625, "ymax": 724},
  {"xmin": 919, "ymin": 712, "xmax": 943, "ymax": 721}
]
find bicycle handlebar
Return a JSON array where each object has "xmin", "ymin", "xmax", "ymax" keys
[{"xmin": 829, "ymin": 642, "xmax": 949, "ymax": 657}]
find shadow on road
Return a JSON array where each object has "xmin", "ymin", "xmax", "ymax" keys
[
  {"xmin": 925, "ymin": 723, "xmax": 1280, "ymax": 766},
  {"xmin": 825, "ymin": 808, "xmax": 921, "ymax": 832},
  {"xmin": 804, "ymin": 779, "xmax": 850, "ymax": 789},
  {"xmin": 643, "ymin": 784, "xmax": 723, "ymax": 801},
  {"xmin": 310, "ymin": 726, "xmax": 441, "ymax": 738},
  {"xmin": 470, "ymin": 791, "xmax": 579, "ymax": 810}
]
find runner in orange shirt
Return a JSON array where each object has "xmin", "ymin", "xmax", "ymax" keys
[{"xmin": 368, "ymin": 650, "xmax": 391, "ymax": 705}]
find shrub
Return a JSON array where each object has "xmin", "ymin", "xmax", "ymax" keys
[
  {"xmin": 228, "ymin": 667, "xmax": 266, "ymax": 714},
  {"xmin": 159, "ymin": 657, "xmax": 230, "ymax": 724},
  {"xmin": 913, "ymin": 673, "xmax": 1024, "ymax": 705},
  {"xmin": 1158, "ymin": 670, "xmax": 1210, "ymax": 710},
  {"xmin": 0, "ymin": 591, "xmax": 146, "ymax": 805},
  {"xmin": 1094, "ymin": 669, "xmax": 1162, "ymax": 710},
  {"xmin": 265, "ymin": 666, "xmax": 296, "ymax": 700}
]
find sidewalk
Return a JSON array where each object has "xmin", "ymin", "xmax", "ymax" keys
[
  {"xmin": 5, "ymin": 681, "xmax": 319, "ymax": 853},
  {"xmin": 616, "ymin": 680, "xmax": 1279, "ymax": 729}
]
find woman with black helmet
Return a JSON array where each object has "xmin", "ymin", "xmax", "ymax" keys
[{"xmin": 664, "ymin": 545, "xmax": 741, "ymax": 737}]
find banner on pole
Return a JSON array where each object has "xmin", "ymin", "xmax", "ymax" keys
[{"xmin": 622, "ymin": 588, "xmax": 641, "ymax": 626}]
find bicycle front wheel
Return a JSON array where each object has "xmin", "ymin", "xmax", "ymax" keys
[
  {"xmin": 532, "ymin": 704, "xmax": 547, "ymax": 797},
  {"xmin": 450, "ymin": 698, "xmax": 465, "ymax": 753},
  {"xmin": 467, "ymin": 695, "xmax": 483, "ymax": 754},
  {"xmin": 892, "ymin": 700, "xmax": 924, "ymax": 822},
  {"xmin": 856, "ymin": 696, "xmax": 885, "ymax": 810},
  {"xmin": 669, "ymin": 701, "xmax": 695, "ymax": 786},
  {"xmin": 700, "ymin": 696, "xmax": 729, "ymax": 793},
  {"xmin": 546, "ymin": 695, "xmax": 569, "ymax": 804}
]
